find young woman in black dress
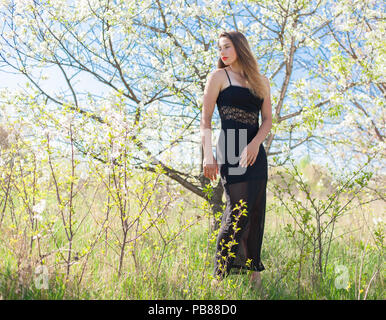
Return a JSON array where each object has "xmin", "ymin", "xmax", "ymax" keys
[{"xmin": 200, "ymin": 31, "xmax": 272, "ymax": 288}]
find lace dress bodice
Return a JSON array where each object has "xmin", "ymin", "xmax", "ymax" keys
[{"xmin": 215, "ymin": 68, "xmax": 267, "ymax": 185}]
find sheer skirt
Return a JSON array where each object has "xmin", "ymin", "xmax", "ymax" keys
[{"xmin": 213, "ymin": 178, "xmax": 267, "ymax": 279}]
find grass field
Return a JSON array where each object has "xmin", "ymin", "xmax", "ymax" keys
[{"xmin": 0, "ymin": 168, "xmax": 383, "ymax": 300}]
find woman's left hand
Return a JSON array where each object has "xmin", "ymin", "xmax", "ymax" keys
[{"xmin": 239, "ymin": 139, "xmax": 260, "ymax": 167}]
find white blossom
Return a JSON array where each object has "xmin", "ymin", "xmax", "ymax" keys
[
  {"xmin": 32, "ymin": 199, "xmax": 46, "ymax": 215},
  {"xmin": 372, "ymin": 217, "xmax": 383, "ymax": 226}
]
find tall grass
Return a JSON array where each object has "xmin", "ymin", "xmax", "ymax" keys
[{"xmin": 0, "ymin": 178, "xmax": 383, "ymax": 300}]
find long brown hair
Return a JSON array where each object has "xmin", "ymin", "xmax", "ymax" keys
[{"xmin": 217, "ymin": 31, "xmax": 268, "ymax": 100}]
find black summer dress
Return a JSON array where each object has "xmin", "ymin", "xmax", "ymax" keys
[{"xmin": 213, "ymin": 68, "xmax": 268, "ymax": 279}]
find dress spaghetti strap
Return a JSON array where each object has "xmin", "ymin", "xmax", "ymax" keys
[{"xmin": 224, "ymin": 68, "xmax": 232, "ymax": 86}]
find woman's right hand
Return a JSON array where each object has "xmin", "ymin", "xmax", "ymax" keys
[{"xmin": 203, "ymin": 156, "xmax": 219, "ymax": 181}]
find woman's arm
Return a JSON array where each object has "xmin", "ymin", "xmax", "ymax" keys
[
  {"xmin": 200, "ymin": 70, "xmax": 222, "ymax": 161},
  {"xmin": 252, "ymin": 76, "xmax": 273, "ymax": 145},
  {"xmin": 240, "ymin": 76, "xmax": 273, "ymax": 167}
]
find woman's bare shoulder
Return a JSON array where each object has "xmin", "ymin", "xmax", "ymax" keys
[
  {"xmin": 211, "ymin": 68, "xmax": 226, "ymax": 76},
  {"xmin": 204, "ymin": 69, "xmax": 226, "ymax": 94},
  {"xmin": 206, "ymin": 68, "xmax": 226, "ymax": 84}
]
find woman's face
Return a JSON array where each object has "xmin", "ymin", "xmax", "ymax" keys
[{"xmin": 218, "ymin": 37, "xmax": 237, "ymax": 65}]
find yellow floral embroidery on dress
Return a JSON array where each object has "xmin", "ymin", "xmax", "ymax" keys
[{"xmin": 219, "ymin": 105, "xmax": 258, "ymax": 125}]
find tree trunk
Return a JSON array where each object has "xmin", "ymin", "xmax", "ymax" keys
[{"xmin": 209, "ymin": 183, "xmax": 225, "ymax": 231}]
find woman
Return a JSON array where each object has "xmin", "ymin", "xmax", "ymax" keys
[{"xmin": 200, "ymin": 31, "xmax": 272, "ymax": 288}]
